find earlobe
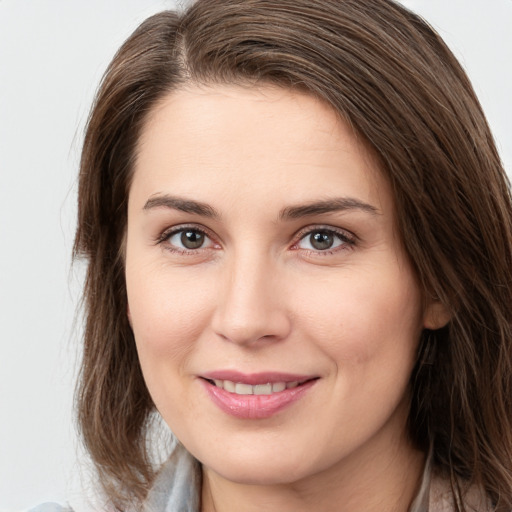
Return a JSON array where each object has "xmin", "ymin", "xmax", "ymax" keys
[{"xmin": 423, "ymin": 300, "xmax": 451, "ymax": 330}]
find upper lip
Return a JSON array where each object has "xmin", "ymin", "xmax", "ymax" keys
[{"xmin": 200, "ymin": 370, "xmax": 317, "ymax": 386}]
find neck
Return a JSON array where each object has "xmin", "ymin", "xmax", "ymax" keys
[{"xmin": 201, "ymin": 434, "xmax": 425, "ymax": 512}]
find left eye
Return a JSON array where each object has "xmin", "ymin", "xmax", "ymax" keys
[
  {"xmin": 166, "ymin": 229, "xmax": 213, "ymax": 250},
  {"xmin": 297, "ymin": 229, "xmax": 348, "ymax": 251}
]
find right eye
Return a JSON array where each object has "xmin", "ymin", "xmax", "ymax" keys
[{"xmin": 160, "ymin": 227, "xmax": 217, "ymax": 252}]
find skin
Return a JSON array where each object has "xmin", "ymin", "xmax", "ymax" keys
[{"xmin": 125, "ymin": 84, "xmax": 447, "ymax": 512}]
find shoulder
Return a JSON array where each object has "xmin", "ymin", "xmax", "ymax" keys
[{"xmin": 27, "ymin": 503, "xmax": 73, "ymax": 512}]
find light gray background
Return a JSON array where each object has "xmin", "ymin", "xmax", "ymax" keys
[{"xmin": 0, "ymin": 1, "xmax": 510, "ymax": 510}]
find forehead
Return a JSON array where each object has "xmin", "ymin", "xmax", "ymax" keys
[
  {"xmin": 138, "ymin": 84, "xmax": 365, "ymax": 158},
  {"xmin": 131, "ymin": 84, "xmax": 390, "ymax": 213}
]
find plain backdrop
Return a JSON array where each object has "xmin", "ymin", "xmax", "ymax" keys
[{"xmin": 0, "ymin": 1, "xmax": 510, "ymax": 510}]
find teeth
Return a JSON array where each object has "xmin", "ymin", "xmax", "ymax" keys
[
  {"xmin": 254, "ymin": 383, "xmax": 272, "ymax": 395},
  {"xmin": 211, "ymin": 379, "xmax": 302, "ymax": 395},
  {"xmin": 223, "ymin": 380, "xmax": 235, "ymax": 392},
  {"xmin": 235, "ymin": 383, "xmax": 253, "ymax": 395},
  {"xmin": 272, "ymin": 382, "xmax": 286, "ymax": 392}
]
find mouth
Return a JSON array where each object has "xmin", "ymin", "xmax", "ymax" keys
[
  {"xmin": 199, "ymin": 373, "xmax": 319, "ymax": 419},
  {"xmin": 198, "ymin": 371, "xmax": 319, "ymax": 418},
  {"xmin": 201, "ymin": 377, "xmax": 316, "ymax": 396}
]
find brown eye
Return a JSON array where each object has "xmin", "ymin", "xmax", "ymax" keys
[
  {"xmin": 310, "ymin": 231, "xmax": 334, "ymax": 250},
  {"xmin": 164, "ymin": 228, "xmax": 214, "ymax": 251},
  {"xmin": 180, "ymin": 230, "xmax": 205, "ymax": 249},
  {"xmin": 296, "ymin": 228, "xmax": 352, "ymax": 253}
]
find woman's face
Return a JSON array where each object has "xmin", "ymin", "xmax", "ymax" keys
[{"xmin": 126, "ymin": 85, "xmax": 440, "ymax": 485}]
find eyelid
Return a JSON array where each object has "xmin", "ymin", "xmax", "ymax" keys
[
  {"xmin": 156, "ymin": 223, "xmax": 220, "ymax": 251},
  {"xmin": 154, "ymin": 223, "xmax": 356, "ymax": 255},
  {"xmin": 291, "ymin": 224, "xmax": 357, "ymax": 252}
]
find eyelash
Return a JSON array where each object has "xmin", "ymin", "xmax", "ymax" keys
[
  {"xmin": 292, "ymin": 225, "xmax": 356, "ymax": 256},
  {"xmin": 156, "ymin": 224, "xmax": 356, "ymax": 256},
  {"xmin": 156, "ymin": 225, "xmax": 218, "ymax": 255}
]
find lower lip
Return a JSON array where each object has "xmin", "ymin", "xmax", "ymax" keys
[{"xmin": 200, "ymin": 379, "xmax": 317, "ymax": 419}]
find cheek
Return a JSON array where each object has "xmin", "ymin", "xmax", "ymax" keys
[
  {"xmin": 295, "ymin": 266, "xmax": 423, "ymax": 368},
  {"xmin": 125, "ymin": 264, "xmax": 219, "ymax": 418},
  {"xmin": 126, "ymin": 263, "xmax": 215, "ymax": 363}
]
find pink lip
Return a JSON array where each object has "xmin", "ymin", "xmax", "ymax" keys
[{"xmin": 199, "ymin": 371, "xmax": 318, "ymax": 419}]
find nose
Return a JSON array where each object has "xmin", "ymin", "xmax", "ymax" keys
[{"xmin": 211, "ymin": 252, "xmax": 292, "ymax": 346}]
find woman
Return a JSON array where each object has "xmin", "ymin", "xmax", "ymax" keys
[{"xmin": 39, "ymin": 0, "xmax": 512, "ymax": 510}]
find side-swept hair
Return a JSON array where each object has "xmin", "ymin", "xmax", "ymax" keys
[{"xmin": 74, "ymin": 1, "xmax": 512, "ymax": 509}]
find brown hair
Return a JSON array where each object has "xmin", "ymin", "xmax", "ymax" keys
[{"xmin": 74, "ymin": 0, "xmax": 512, "ymax": 509}]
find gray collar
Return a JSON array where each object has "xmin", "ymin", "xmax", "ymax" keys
[{"xmin": 143, "ymin": 443, "xmax": 201, "ymax": 512}]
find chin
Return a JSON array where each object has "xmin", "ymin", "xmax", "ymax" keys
[
  {"xmin": 198, "ymin": 444, "xmax": 322, "ymax": 486},
  {"xmin": 209, "ymin": 462, "xmax": 309, "ymax": 486}
]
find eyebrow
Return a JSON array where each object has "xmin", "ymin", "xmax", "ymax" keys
[
  {"xmin": 143, "ymin": 195, "xmax": 220, "ymax": 218},
  {"xmin": 279, "ymin": 197, "xmax": 379, "ymax": 220},
  {"xmin": 142, "ymin": 194, "xmax": 379, "ymax": 220}
]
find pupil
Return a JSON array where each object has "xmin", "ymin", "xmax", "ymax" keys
[
  {"xmin": 181, "ymin": 230, "xmax": 204, "ymax": 249},
  {"xmin": 311, "ymin": 231, "xmax": 333, "ymax": 250}
]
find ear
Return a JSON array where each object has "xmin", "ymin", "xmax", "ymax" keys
[{"xmin": 423, "ymin": 299, "xmax": 451, "ymax": 330}]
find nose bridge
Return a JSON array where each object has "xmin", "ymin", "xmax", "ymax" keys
[{"xmin": 212, "ymin": 245, "xmax": 290, "ymax": 345}]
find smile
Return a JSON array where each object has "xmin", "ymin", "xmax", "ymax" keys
[
  {"xmin": 199, "ymin": 372, "xmax": 319, "ymax": 419},
  {"xmin": 208, "ymin": 379, "xmax": 303, "ymax": 395}
]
